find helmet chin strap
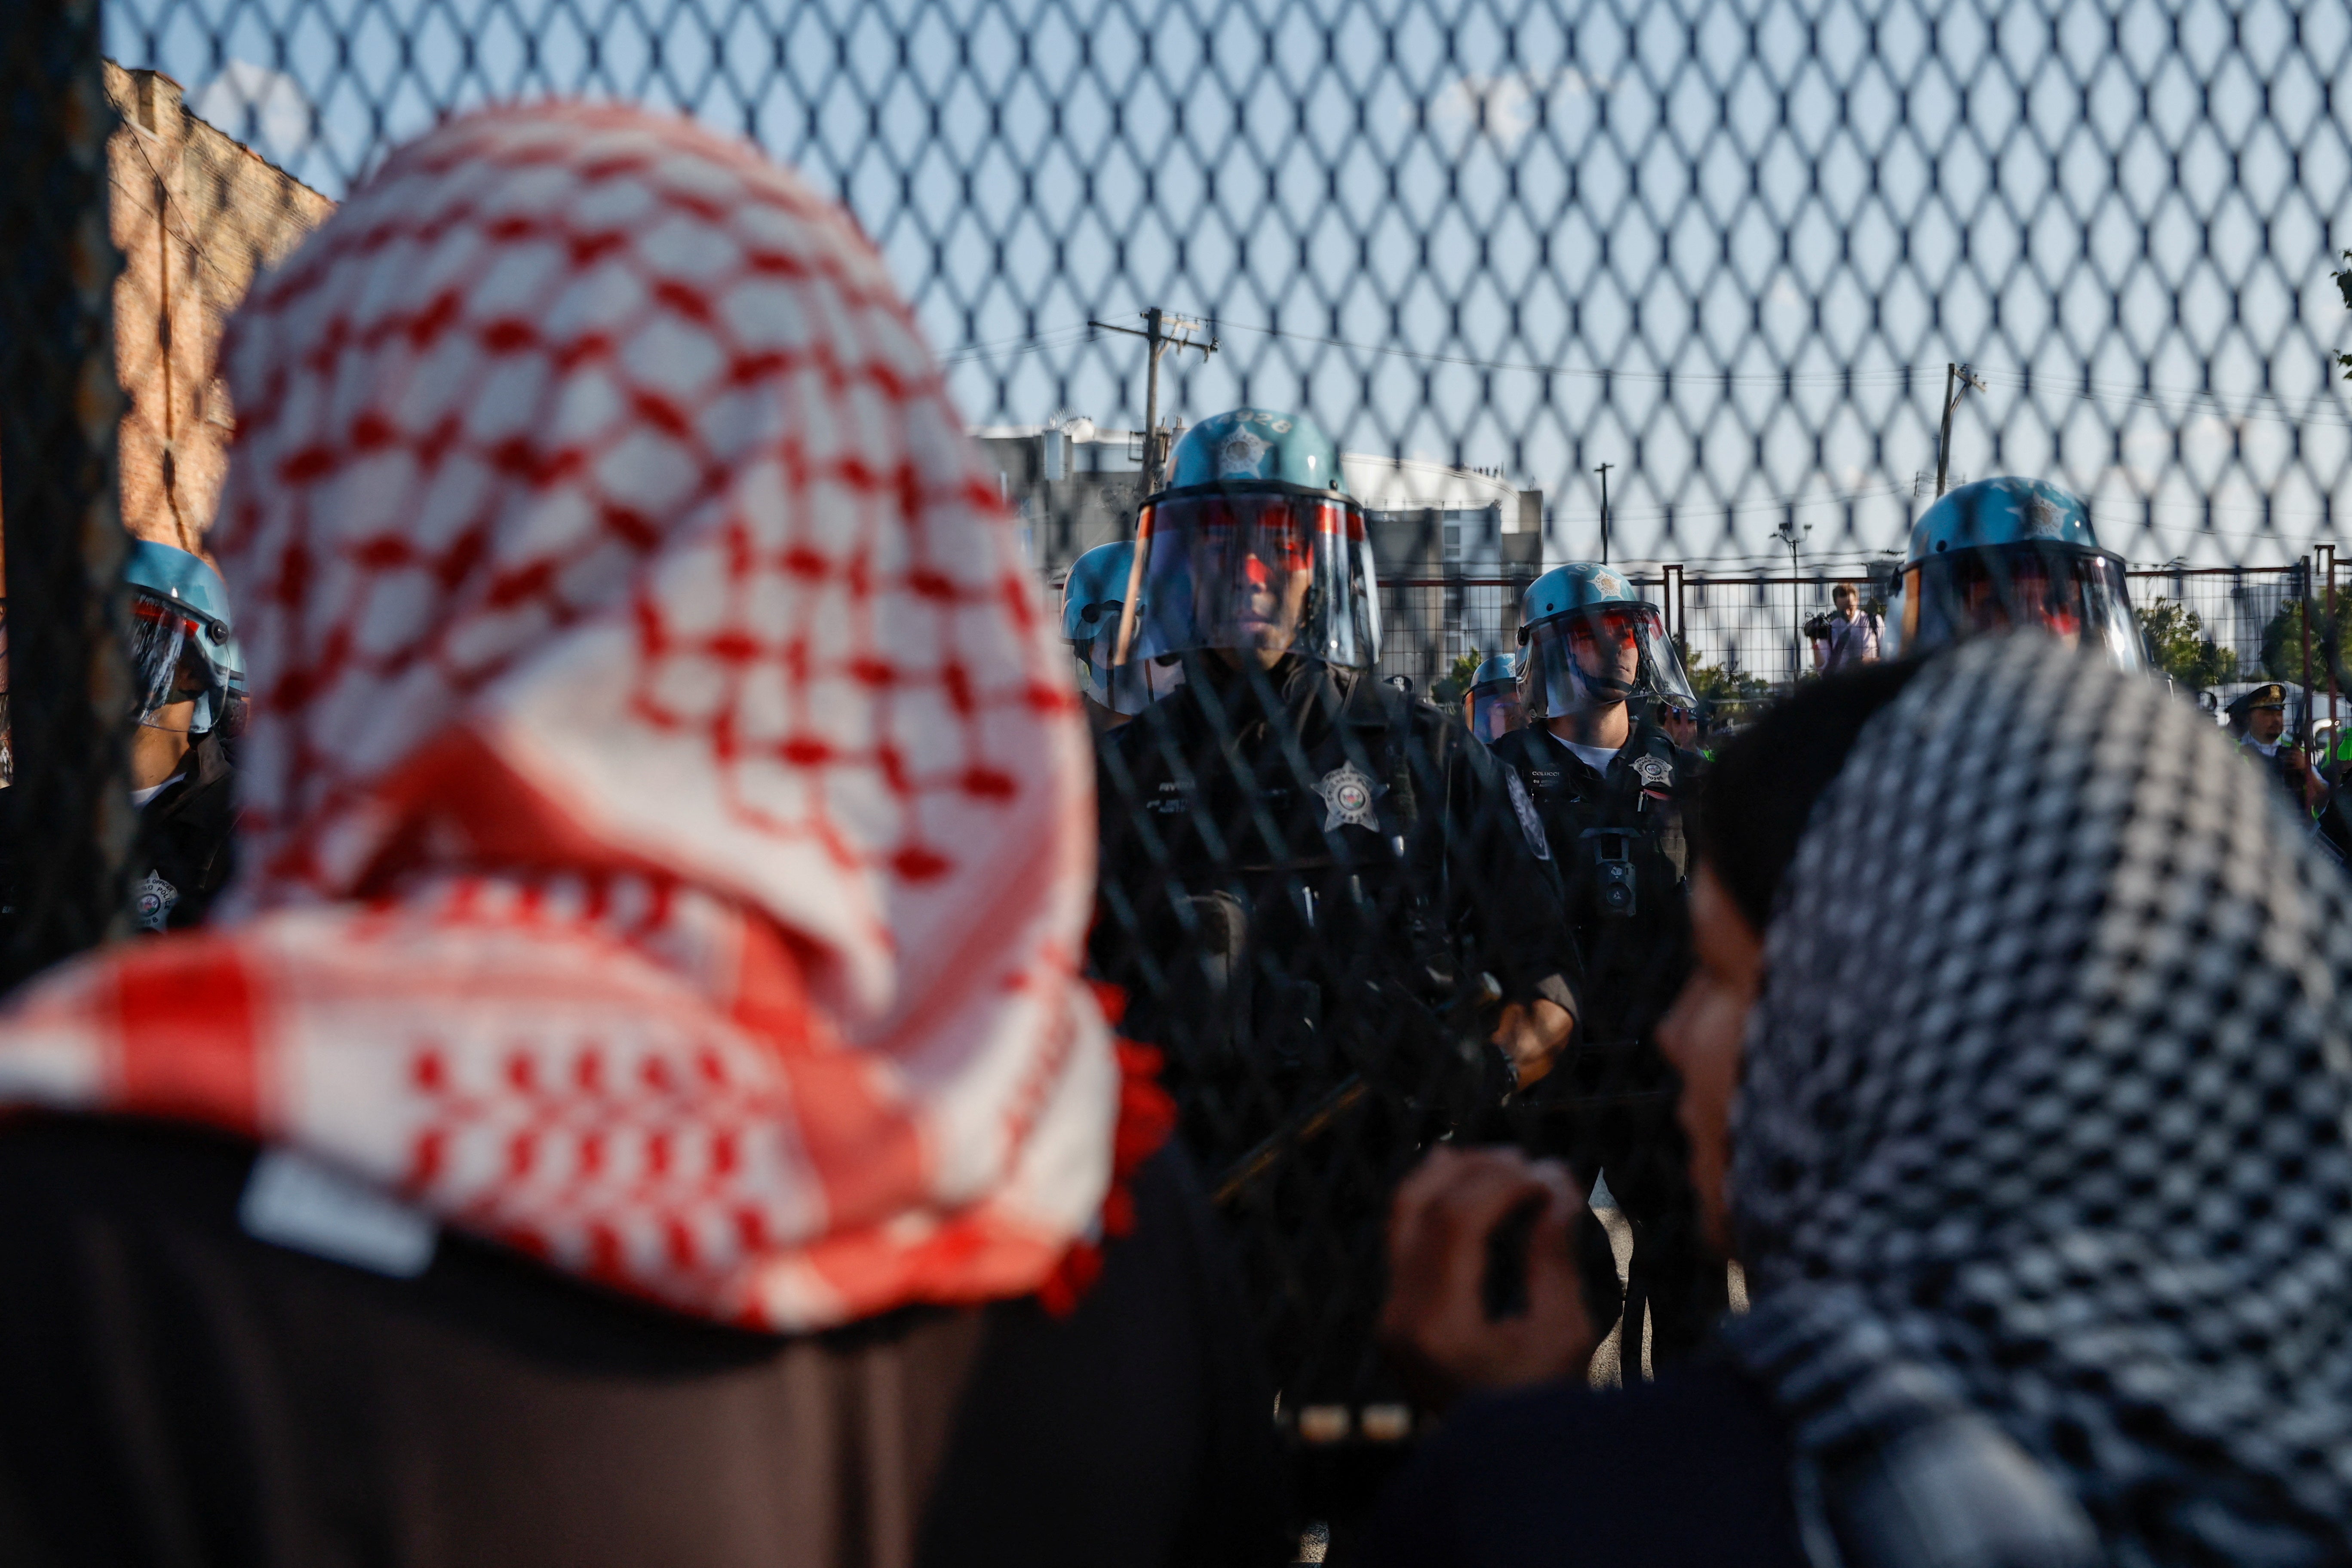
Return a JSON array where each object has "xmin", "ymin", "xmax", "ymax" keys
[{"xmin": 1567, "ymin": 659, "xmax": 1637, "ymax": 707}]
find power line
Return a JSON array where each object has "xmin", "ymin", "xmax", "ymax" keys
[
  {"xmin": 939, "ymin": 325, "xmax": 1096, "ymax": 366},
  {"xmin": 1973, "ymin": 369, "xmax": 2352, "ymax": 430},
  {"xmin": 940, "ymin": 316, "xmax": 2352, "ymax": 437},
  {"xmin": 1210, "ymin": 317, "xmax": 1921, "ymax": 386}
]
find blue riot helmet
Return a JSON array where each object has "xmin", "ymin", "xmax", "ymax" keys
[
  {"xmin": 1516, "ymin": 563, "xmax": 1695, "ymax": 721},
  {"xmin": 123, "ymin": 539, "xmax": 246, "ymax": 736},
  {"xmin": 1889, "ymin": 478, "xmax": 2145, "ymax": 671},
  {"xmin": 1061, "ymin": 540, "xmax": 1180, "ymax": 718},
  {"xmin": 1119, "ymin": 408, "xmax": 1380, "ymax": 670},
  {"xmin": 1465, "ymin": 651, "xmax": 1524, "ymax": 743}
]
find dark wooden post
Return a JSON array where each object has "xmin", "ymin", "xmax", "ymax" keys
[{"xmin": 0, "ymin": 0, "xmax": 134, "ymax": 988}]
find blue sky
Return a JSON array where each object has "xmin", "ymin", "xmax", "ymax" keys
[{"xmin": 111, "ymin": 0, "xmax": 2352, "ymax": 569}]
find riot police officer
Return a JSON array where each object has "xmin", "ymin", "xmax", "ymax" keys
[
  {"xmin": 1885, "ymin": 477, "xmax": 2149, "ymax": 670},
  {"xmin": 1484, "ymin": 563, "xmax": 1726, "ymax": 1365},
  {"xmin": 1463, "ymin": 651, "xmax": 1523, "ymax": 743},
  {"xmin": 1061, "ymin": 539, "xmax": 1181, "ymax": 730},
  {"xmin": 1090, "ymin": 407, "xmax": 1580, "ymax": 1422},
  {"xmin": 123, "ymin": 540, "xmax": 245, "ymax": 932}
]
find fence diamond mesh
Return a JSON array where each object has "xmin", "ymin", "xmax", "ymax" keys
[{"xmin": 5, "ymin": 0, "xmax": 2351, "ymax": 1519}]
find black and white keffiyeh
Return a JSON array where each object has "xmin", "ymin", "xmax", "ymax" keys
[{"xmin": 1720, "ymin": 634, "xmax": 2352, "ymax": 1568}]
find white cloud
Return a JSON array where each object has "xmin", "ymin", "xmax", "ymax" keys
[
  {"xmin": 187, "ymin": 61, "xmax": 315, "ymax": 166},
  {"xmin": 1425, "ymin": 68, "xmax": 1615, "ymax": 149}
]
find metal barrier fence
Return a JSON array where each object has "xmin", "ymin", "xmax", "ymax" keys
[
  {"xmin": 7, "ymin": 0, "xmax": 2352, "ymax": 1532},
  {"xmin": 1388, "ymin": 563, "xmax": 2334, "ymax": 711}
]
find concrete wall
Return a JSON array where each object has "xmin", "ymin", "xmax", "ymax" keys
[
  {"xmin": 972, "ymin": 426, "xmax": 1148, "ymax": 583},
  {"xmin": 104, "ymin": 63, "xmax": 334, "ymax": 553}
]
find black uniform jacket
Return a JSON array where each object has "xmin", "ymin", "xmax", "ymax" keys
[
  {"xmin": 1483, "ymin": 719, "xmax": 1698, "ymax": 1048},
  {"xmin": 128, "ymin": 731, "xmax": 237, "ymax": 933},
  {"xmin": 1091, "ymin": 657, "xmax": 1583, "ymax": 1409},
  {"xmin": 0, "ymin": 1117, "xmax": 1288, "ymax": 1568},
  {"xmin": 1092, "ymin": 656, "xmax": 1580, "ymax": 1105}
]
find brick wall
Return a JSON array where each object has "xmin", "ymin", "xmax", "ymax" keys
[{"xmin": 104, "ymin": 62, "xmax": 333, "ymax": 553}]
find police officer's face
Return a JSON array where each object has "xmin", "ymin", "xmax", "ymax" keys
[
  {"xmin": 1205, "ymin": 517, "xmax": 1314, "ymax": 668},
  {"xmin": 1655, "ymin": 862, "xmax": 1761, "ymax": 1261},
  {"xmin": 2250, "ymin": 705, "xmax": 2287, "ymax": 744},
  {"xmin": 1960, "ymin": 562, "xmax": 2081, "ymax": 644},
  {"xmin": 1568, "ymin": 610, "xmax": 1641, "ymax": 694},
  {"xmin": 141, "ymin": 653, "xmax": 209, "ymax": 736},
  {"xmin": 1661, "ymin": 706, "xmax": 1698, "ymax": 749}
]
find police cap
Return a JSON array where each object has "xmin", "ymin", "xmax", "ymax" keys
[{"xmin": 2226, "ymin": 683, "xmax": 2288, "ymax": 718}]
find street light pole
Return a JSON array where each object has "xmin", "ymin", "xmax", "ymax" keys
[
  {"xmin": 1775, "ymin": 516, "xmax": 1812, "ymax": 683},
  {"xmin": 1594, "ymin": 462, "xmax": 1613, "ymax": 565}
]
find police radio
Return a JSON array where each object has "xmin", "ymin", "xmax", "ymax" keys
[{"xmin": 1587, "ymin": 829, "xmax": 1638, "ymax": 918}]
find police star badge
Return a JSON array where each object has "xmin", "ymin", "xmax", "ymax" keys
[
  {"xmin": 1316, "ymin": 759, "xmax": 1384, "ymax": 832},
  {"xmin": 1217, "ymin": 427, "xmax": 1268, "ymax": 476},
  {"xmin": 134, "ymin": 870, "xmax": 180, "ymax": 932},
  {"xmin": 1632, "ymin": 754, "xmax": 1674, "ymax": 791}
]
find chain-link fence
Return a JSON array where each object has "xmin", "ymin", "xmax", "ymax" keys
[
  {"xmin": 1388, "ymin": 562, "xmax": 2341, "ymax": 708},
  {"xmin": 7, "ymin": 0, "xmax": 2352, "ymax": 1531}
]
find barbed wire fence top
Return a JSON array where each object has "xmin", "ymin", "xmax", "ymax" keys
[{"xmin": 103, "ymin": 0, "xmax": 2352, "ymax": 574}]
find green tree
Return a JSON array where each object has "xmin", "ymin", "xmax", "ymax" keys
[
  {"xmin": 2136, "ymin": 598, "xmax": 2239, "ymax": 691},
  {"xmin": 2258, "ymin": 588, "xmax": 2349, "ymax": 689},
  {"xmin": 2336, "ymin": 249, "xmax": 2352, "ymax": 381},
  {"xmin": 1676, "ymin": 637, "xmax": 1773, "ymax": 704},
  {"xmin": 1430, "ymin": 650, "xmax": 1485, "ymax": 708}
]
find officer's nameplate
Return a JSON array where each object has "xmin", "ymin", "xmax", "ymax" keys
[{"xmin": 1316, "ymin": 760, "xmax": 1384, "ymax": 832}]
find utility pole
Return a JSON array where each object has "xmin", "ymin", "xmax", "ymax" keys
[
  {"xmin": 1934, "ymin": 362, "xmax": 1988, "ymax": 497},
  {"xmin": 1089, "ymin": 308, "xmax": 1216, "ymax": 505},
  {"xmin": 1594, "ymin": 462, "xmax": 1613, "ymax": 565},
  {"xmin": 1775, "ymin": 516, "xmax": 1812, "ymax": 683}
]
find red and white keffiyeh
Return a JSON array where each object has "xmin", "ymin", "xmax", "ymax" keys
[{"xmin": 0, "ymin": 104, "xmax": 1154, "ymax": 1331}]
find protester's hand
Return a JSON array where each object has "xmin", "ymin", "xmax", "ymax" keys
[
  {"xmin": 1490, "ymin": 997, "xmax": 1573, "ymax": 1089},
  {"xmin": 1380, "ymin": 1146, "xmax": 1596, "ymax": 1409}
]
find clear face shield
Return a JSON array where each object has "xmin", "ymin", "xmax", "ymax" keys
[
  {"xmin": 127, "ymin": 592, "xmax": 236, "ymax": 736},
  {"xmin": 1069, "ymin": 597, "xmax": 1184, "ymax": 716},
  {"xmin": 1468, "ymin": 679, "xmax": 1523, "ymax": 743},
  {"xmin": 1120, "ymin": 491, "xmax": 1380, "ymax": 670},
  {"xmin": 1519, "ymin": 601, "xmax": 1695, "ymax": 721},
  {"xmin": 1903, "ymin": 543, "xmax": 2146, "ymax": 671}
]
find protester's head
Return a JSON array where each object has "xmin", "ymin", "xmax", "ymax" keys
[
  {"xmin": 1660, "ymin": 657, "xmax": 1922, "ymax": 1253},
  {"xmin": 1706, "ymin": 633, "xmax": 2352, "ymax": 1562},
  {"xmin": 5, "ymin": 104, "xmax": 1132, "ymax": 1332}
]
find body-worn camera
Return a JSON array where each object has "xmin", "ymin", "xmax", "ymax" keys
[{"xmin": 1589, "ymin": 830, "xmax": 1638, "ymax": 918}]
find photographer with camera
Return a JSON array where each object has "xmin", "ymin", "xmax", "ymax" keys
[
  {"xmin": 1807, "ymin": 580, "xmax": 1881, "ymax": 672},
  {"xmin": 1483, "ymin": 565, "xmax": 1723, "ymax": 1368}
]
